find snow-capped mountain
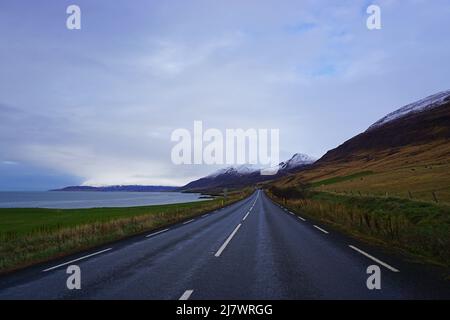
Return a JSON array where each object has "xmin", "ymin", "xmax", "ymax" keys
[
  {"xmin": 318, "ymin": 89, "xmax": 450, "ymax": 164},
  {"xmin": 181, "ymin": 154, "xmax": 315, "ymax": 191},
  {"xmin": 207, "ymin": 164, "xmax": 261, "ymax": 178},
  {"xmin": 279, "ymin": 153, "xmax": 316, "ymax": 171},
  {"xmin": 368, "ymin": 90, "xmax": 450, "ymax": 131}
]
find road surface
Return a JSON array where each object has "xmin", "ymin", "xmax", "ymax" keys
[{"xmin": 0, "ymin": 190, "xmax": 449, "ymax": 299}]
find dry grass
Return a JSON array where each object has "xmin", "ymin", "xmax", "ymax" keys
[
  {"xmin": 267, "ymin": 189, "xmax": 450, "ymax": 267},
  {"xmin": 275, "ymin": 140, "xmax": 450, "ymax": 204}
]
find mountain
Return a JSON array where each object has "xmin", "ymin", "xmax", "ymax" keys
[
  {"xmin": 279, "ymin": 153, "xmax": 316, "ymax": 171},
  {"xmin": 317, "ymin": 91, "xmax": 450, "ymax": 164},
  {"xmin": 272, "ymin": 90, "xmax": 450, "ymax": 202},
  {"xmin": 206, "ymin": 164, "xmax": 261, "ymax": 178},
  {"xmin": 368, "ymin": 90, "xmax": 450, "ymax": 131},
  {"xmin": 53, "ymin": 185, "xmax": 179, "ymax": 192},
  {"xmin": 181, "ymin": 154, "xmax": 315, "ymax": 192}
]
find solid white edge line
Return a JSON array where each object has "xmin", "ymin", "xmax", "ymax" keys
[
  {"xmin": 183, "ymin": 219, "xmax": 195, "ymax": 225},
  {"xmin": 146, "ymin": 228, "xmax": 169, "ymax": 238},
  {"xmin": 215, "ymin": 224, "xmax": 242, "ymax": 257},
  {"xmin": 243, "ymin": 211, "xmax": 250, "ymax": 221},
  {"xmin": 43, "ymin": 248, "xmax": 113, "ymax": 272},
  {"xmin": 179, "ymin": 290, "xmax": 194, "ymax": 300},
  {"xmin": 313, "ymin": 225, "xmax": 329, "ymax": 234},
  {"xmin": 349, "ymin": 245, "xmax": 400, "ymax": 272}
]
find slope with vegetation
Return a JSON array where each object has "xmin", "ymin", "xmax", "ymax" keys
[{"xmin": 266, "ymin": 92, "xmax": 450, "ymax": 267}]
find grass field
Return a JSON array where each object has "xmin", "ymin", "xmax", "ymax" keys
[{"xmin": 0, "ymin": 190, "xmax": 251, "ymax": 274}]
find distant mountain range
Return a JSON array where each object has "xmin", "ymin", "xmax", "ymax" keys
[
  {"xmin": 53, "ymin": 185, "xmax": 179, "ymax": 192},
  {"xmin": 55, "ymin": 90, "xmax": 450, "ymax": 196},
  {"xmin": 180, "ymin": 153, "xmax": 316, "ymax": 192}
]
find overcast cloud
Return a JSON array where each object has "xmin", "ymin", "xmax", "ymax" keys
[{"xmin": 0, "ymin": 0, "xmax": 449, "ymax": 190}]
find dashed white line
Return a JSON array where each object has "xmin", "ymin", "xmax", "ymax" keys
[
  {"xmin": 42, "ymin": 248, "xmax": 113, "ymax": 272},
  {"xmin": 215, "ymin": 224, "xmax": 242, "ymax": 257},
  {"xmin": 179, "ymin": 290, "xmax": 194, "ymax": 300},
  {"xmin": 289, "ymin": 211, "xmax": 295, "ymax": 215},
  {"xmin": 313, "ymin": 225, "xmax": 329, "ymax": 234},
  {"xmin": 146, "ymin": 228, "xmax": 169, "ymax": 238},
  {"xmin": 243, "ymin": 211, "xmax": 250, "ymax": 221},
  {"xmin": 349, "ymin": 245, "xmax": 400, "ymax": 272},
  {"xmin": 202, "ymin": 213, "xmax": 209, "ymax": 217},
  {"xmin": 297, "ymin": 216, "xmax": 306, "ymax": 221},
  {"xmin": 183, "ymin": 219, "xmax": 195, "ymax": 225}
]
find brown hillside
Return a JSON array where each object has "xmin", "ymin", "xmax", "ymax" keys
[{"xmin": 273, "ymin": 102, "xmax": 450, "ymax": 203}]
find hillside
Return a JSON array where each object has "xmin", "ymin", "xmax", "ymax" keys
[{"xmin": 272, "ymin": 92, "xmax": 450, "ymax": 203}]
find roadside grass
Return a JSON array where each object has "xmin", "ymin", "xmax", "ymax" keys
[
  {"xmin": 0, "ymin": 190, "xmax": 251, "ymax": 274},
  {"xmin": 267, "ymin": 187, "xmax": 450, "ymax": 268}
]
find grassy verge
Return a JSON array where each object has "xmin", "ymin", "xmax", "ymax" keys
[
  {"xmin": 0, "ymin": 189, "xmax": 252, "ymax": 274},
  {"xmin": 267, "ymin": 187, "xmax": 450, "ymax": 267}
]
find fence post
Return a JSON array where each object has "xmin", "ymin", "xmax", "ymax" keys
[
  {"xmin": 432, "ymin": 191, "xmax": 439, "ymax": 203},
  {"xmin": 408, "ymin": 191, "xmax": 412, "ymax": 200}
]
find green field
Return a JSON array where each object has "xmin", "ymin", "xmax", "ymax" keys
[
  {"xmin": 0, "ymin": 201, "xmax": 213, "ymax": 236},
  {"xmin": 0, "ymin": 190, "xmax": 250, "ymax": 274}
]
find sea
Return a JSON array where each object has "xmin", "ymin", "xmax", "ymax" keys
[{"xmin": 0, "ymin": 191, "xmax": 207, "ymax": 209}]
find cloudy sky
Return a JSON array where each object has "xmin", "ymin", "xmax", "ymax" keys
[{"xmin": 0, "ymin": 0, "xmax": 449, "ymax": 190}]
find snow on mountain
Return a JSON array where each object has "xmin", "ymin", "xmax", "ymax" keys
[
  {"xmin": 279, "ymin": 153, "xmax": 316, "ymax": 170},
  {"xmin": 206, "ymin": 164, "xmax": 261, "ymax": 178},
  {"xmin": 368, "ymin": 90, "xmax": 450, "ymax": 131},
  {"xmin": 206, "ymin": 154, "xmax": 315, "ymax": 178},
  {"xmin": 182, "ymin": 153, "xmax": 315, "ymax": 191}
]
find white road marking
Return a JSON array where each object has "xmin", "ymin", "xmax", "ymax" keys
[
  {"xmin": 313, "ymin": 225, "xmax": 329, "ymax": 234},
  {"xmin": 42, "ymin": 248, "xmax": 113, "ymax": 272},
  {"xmin": 243, "ymin": 211, "xmax": 250, "ymax": 221},
  {"xmin": 183, "ymin": 219, "xmax": 195, "ymax": 225},
  {"xmin": 349, "ymin": 245, "xmax": 400, "ymax": 272},
  {"xmin": 146, "ymin": 228, "xmax": 169, "ymax": 238},
  {"xmin": 179, "ymin": 290, "xmax": 194, "ymax": 300},
  {"xmin": 297, "ymin": 216, "xmax": 306, "ymax": 221},
  {"xmin": 215, "ymin": 224, "xmax": 242, "ymax": 257},
  {"xmin": 202, "ymin": 213, "xmax": 209, "ymax": 217},
  {"xmin": 289, "ymin": 211, "xmax": 295, "ymax": 215}
]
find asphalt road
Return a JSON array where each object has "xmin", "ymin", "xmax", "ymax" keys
[{"xmin": 0, "ymin": 190, "xmax": 449, "ymax": 299}]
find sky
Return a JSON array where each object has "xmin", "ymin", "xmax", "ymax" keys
[{"xmin": 0, "ymin": 0, "xmax": 450, "ymax": 190}]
